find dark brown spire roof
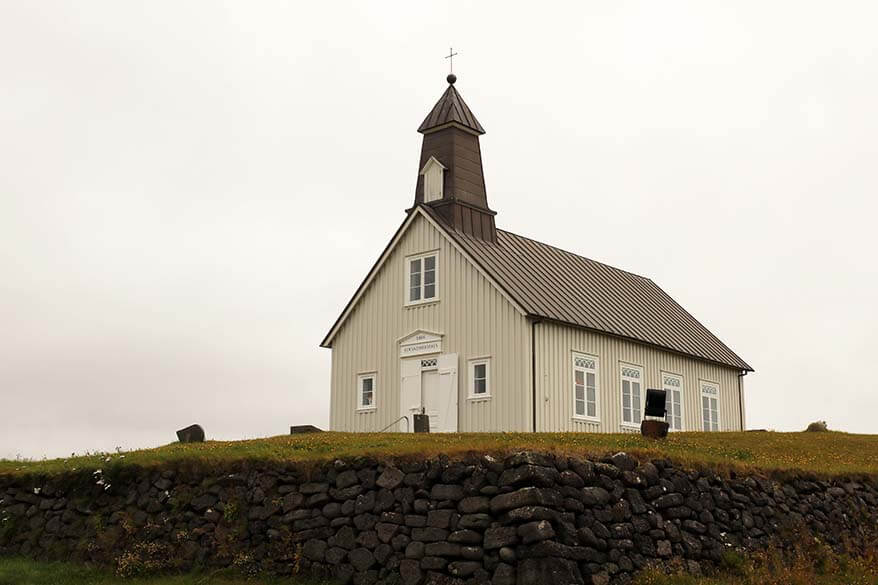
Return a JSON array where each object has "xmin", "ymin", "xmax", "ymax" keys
[{"xmin": 418, "ymin": 84, "xmax": 485, "ymax": 135}]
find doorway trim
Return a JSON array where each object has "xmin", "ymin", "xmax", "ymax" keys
[{"xmin": 398, "ymin": 329, "xmax": 443, "ymax": 358}]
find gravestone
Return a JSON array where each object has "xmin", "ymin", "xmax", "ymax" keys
[
  {"xmin": 413, "ymin": 414, "xmax": 431, "ymax": 433},
  {"xmin": 176, "ymin": 424, "xmax": 205, "ymax": 443},
  {"xmin": 290, "ymin": 425, "xmax": 323, "ymax": 434}
]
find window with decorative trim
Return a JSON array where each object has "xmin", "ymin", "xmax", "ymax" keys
[
  {"xmin": 468, "ymin": 357, "xmax": 491, "ymax": 399},
  {"xmin": 662, "ymin": 373, "xmax": 683, "ymax": 431},
  {"xmin": 701, "ymin": 382, "xmax": 720, "ymax": 431},
  {"xmin": 572, "ymin": 353, "xmax": 598, "ymax": 420},
  {"xmin": 357, "ymin": 373, "xmax": 377, "ymax": 411},
  {"xmin": 406, "ymin": 252, "xmax": 438, "ymax": 305},
  {"xmin": 620, "ymin": 364, "xmax": 643, "ymax": 426}
]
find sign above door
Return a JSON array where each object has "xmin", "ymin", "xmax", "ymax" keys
[{"xmin": 398, "ymin": 329, "xmax": 443, "ymax": 357}]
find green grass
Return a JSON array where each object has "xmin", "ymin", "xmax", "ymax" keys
[
  {"xmin": 4, "ymin": 551, "xmax": 878, "ymax": 585},
  {"xmin": 633, "ymin": 547, "xmax": 878, "ymax": 585},
  {"xmin": 635, "ymin": 570, "xmax": 878, "ymax": 585},
  {"xmin": 0, "ymin": 557, "xmax": 332, "ymax": 585},
  {"xmin": 3, "ymin": 431, "xmax": 878, "ymax": 479}
]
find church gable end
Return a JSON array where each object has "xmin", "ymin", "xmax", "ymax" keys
[
  {"xmin": 320, "ymin": 208, "xmax": 525, "ymax": 349},
  {"xmin": 325, "ymin": 208, "xmax": 532, "ymax": 433}
]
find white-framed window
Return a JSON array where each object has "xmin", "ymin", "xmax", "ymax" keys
[
  {"xmin": 357, "ymin": 372, "xmax": 377, "ymax": 411},
  {"xmin": 662, "ymin": 372, "xmax": 683, "ymax": 431},
  {"xmin": 468, "ymin": 357, "xmax": 491, "ymax": 399},
  {"xmin": 701, "ymin": 381, "xmax": 720, "ymax": 431},
  {"xmin": 620, "ymin": 364, "xmax": 643, "ymax": 426},
  {"xmin": 572, "ymin": 353, "xmax": 599, "ymax": 420},
  {"xmin": 406, "ymin": 252, "xmax": 439, "ymax": 305}
]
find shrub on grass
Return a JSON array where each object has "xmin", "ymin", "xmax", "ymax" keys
[
  {"xmin": 805, "ymin": 420, "xmax": 828, "ymax": 432},
  {"xmin": 719, "ymin": 550, "xmax": 748, "ymax": 577},
  {"xmin": 115, "ymin": 542, "xmax": 174, "ymax": 577}
]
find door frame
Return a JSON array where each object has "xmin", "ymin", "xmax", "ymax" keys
[{"xmin": 399, "ymin": 352, "xmax": 458, "ymax": 432}]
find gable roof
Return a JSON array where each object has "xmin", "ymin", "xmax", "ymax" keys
[
  {"xmin": 418, "ymin": 84, "xmax": 485, "ymax": 135},
  {"xmin": 419, "ymin": 206, "xmax": 753, "ymax": 372},
  {"xmin": 321, "ymin": 205, "xmax": 752, "ymax": 372}
]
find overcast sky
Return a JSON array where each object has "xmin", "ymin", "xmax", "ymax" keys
[{"xmin": 2, "ymin": 1, "xmax": 876, "ymax": 459}]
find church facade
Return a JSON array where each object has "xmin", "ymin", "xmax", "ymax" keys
[{"xmin": 321, "ymin": 76, "xmax": 753, "ymax": 434}]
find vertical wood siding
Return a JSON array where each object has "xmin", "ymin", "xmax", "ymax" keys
[
  {"xmin": 330, "ymin": 215, "xmax": 532, "ymax": 432},
  {"xmin": 535, "ymin": 322, "xmax": 744, "ymax": 433}
]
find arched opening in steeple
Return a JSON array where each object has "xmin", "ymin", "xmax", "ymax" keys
[{"xmin": 420, "ymin": 156, "xmax": 446, "ymax": 203}]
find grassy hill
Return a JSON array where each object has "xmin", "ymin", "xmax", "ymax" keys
[
  {"xmin": 0, "ymin": 557, "xmax": 334, "ymax": 585},
  {"xmin": 3, "ymin": 552, "xmax": 878, "ymax": 585},
  {"xmin": 3, "ymin": 430, "xmax": 878, "ymax": 478}
]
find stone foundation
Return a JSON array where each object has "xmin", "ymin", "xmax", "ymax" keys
[{"xmin": 2, "ymin": 451, "xmax": 877, "ymax": 584}]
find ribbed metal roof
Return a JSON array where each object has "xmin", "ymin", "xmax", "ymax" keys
[
  {"xmin": 418, "ymin": 84, "xmax": 485, "ymax": 135},
  {"xmin": 426, "ymin": 208, "xmax": 752, "ymax": 371}
]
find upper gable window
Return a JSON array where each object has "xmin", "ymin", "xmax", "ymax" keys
[{"xmin": 406, "ymin": 251, "xmax": 438, "ymax": 305}]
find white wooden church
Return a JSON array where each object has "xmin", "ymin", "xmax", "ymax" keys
[{"xmin": 320, "ymin": 75, "xmax": 753, "ymax": 434}]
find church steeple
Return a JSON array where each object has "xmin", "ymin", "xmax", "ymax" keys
[{"xmin": 413, "ymin": 75, "xmax": 497, "ymax": 243}]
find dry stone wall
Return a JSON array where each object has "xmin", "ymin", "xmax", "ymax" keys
[{"xmin": 2, "ymin": 451, "xmax": 877, "ymax": 584}]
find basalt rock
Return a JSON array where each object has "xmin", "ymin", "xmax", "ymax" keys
[{"xmin": 1, "ymin": 453, "xmax": 876, "ymax": 585}]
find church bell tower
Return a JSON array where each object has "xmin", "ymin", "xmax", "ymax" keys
[{"xmin": 413, "ymin": 74, "xmax": 497, "ymax": 243}]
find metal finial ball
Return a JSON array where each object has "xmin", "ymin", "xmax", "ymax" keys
[{"xmin": 447, "ymin": 73, "xmax": 457, "ymax": 85}]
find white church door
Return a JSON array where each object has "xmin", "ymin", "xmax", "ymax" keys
[
  {"xmin": 435, "ymin": 353, "xmax": 458, "ymax": 432},
  {"xmin": 399, "ymin": 357, "xmax": 422, "ymax": 432},
  {"xmin": 421, "ymin": 367, "xmax": 441, "ymax": 432},
  {"xmin": 399, "ymin": 353, "xmax": 458, "ymax": 432}
]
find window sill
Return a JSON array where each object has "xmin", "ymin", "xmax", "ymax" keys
[
  {"xmin": 572, "ymin": 416, "xmax": 600, "ymax": 424},
  {"xmin": 467, "ymin": 394, "xmax": 491, "ymax": 402},
  {"xmin": 404, "ymin": 299, "xmax": 440, "ymax": 309},
  {"xmin": 355, "ymin": 407, "xmax": 377, "ymax": 414},
  {"xmin": 620, "ymin": 422, "xmax": 641, "ymax": 429}
]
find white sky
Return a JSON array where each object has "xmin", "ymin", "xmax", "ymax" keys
[{"xmin": 2, "ymin": 1, "xmax": 876, "ymax": 459}]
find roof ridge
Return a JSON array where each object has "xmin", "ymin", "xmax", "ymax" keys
[{"xmin": 495, "ymin": 228, "xmax": 653, "ymax": 282}]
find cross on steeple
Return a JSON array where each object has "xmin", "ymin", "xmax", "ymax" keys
[{"xmin": 444, "ymin": 47, "xmax": 458, "ymax": 73}]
